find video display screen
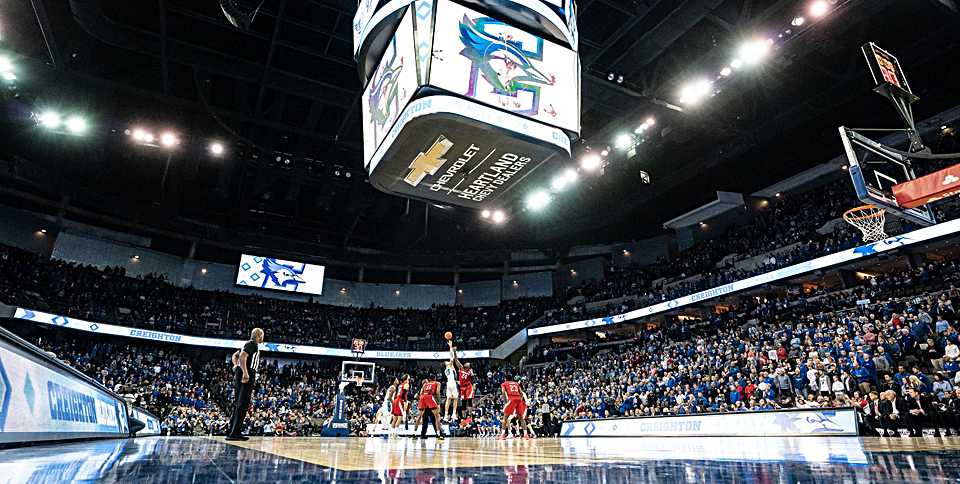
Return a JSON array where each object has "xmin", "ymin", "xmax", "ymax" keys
[{"xmin": 236, "ymin": 254, "xmax": 326, "ymax": 296}]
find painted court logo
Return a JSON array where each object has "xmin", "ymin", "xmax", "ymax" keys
[{"xmin": 405, "ymin": 136, "xmax": 453, "ymax": 186}]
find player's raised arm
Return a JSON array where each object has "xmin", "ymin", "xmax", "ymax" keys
[{"xmin": 449, "ymin": 340, "xmax": 463, "ymax": 370}]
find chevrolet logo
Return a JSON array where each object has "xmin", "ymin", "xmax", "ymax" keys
[{"xmin": 405, "ymin": 136, "xmax": 453, "ymax": 186}]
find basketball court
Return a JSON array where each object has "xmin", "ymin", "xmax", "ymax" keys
[{"xmin": 5, "ymin": 436, "xmax": 960, "ymax": 483}]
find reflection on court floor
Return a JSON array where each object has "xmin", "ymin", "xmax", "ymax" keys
[{"xmin": 3, "ymin": 436, "xmax": 960, "ymax": 484}]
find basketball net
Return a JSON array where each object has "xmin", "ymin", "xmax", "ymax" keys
[{"xmin": 843, "ymin": 205, "xmax": 888, "ymax": 242}]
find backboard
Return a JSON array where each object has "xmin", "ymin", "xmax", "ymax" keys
[
  {"xmin": 342, "ymin": 361, "xmax": 376, "ymax": 385},
  {"xmin": 838, "ymin": 127, "xmax": 936, "ymax": 226}
]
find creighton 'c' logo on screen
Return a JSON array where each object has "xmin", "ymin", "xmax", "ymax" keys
[
  {"xmin": 405, "ymin": 136, "xmax": 453, "ymax": 186},
  {"xmin": 458, "ymin": 15, "xmax": 555, "ymax": 116}
]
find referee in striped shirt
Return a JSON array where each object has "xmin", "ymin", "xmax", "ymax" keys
[{"xmin": 227, "ymin": 328, "xmax": 264, "ymax": 441}]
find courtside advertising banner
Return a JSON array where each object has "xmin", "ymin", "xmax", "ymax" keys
[
  {"xmin": 530, "ymin": 217, "xmax": 960, "ymax": 336},
  {"xmin": 560, "ymin": 408, "xmax": 858, "ymax": 438},
  {"xmin": 559, "ymin": 433, "xmax": 868, "ymax": 464},
  {"xmin": 0, "ymin": 340, "xmax": 129, "ymax": 443},
  {"xmin": 428, "ymin": 0, "xmax": 579, "ymax": 133},
  {"xmin": 13, "ymin": 308, "xmax": 490, "ymax": 360},
  {"xmin": 236, "ymin": 254, "xmax": 326, "ymax": 296},
  {"xmin": 131, "ymin": 407, "xmax": 162, "ymax": 436},
  {"xmin": 362, "ymin": 8, "xmax": 419, "ymax": 167}
]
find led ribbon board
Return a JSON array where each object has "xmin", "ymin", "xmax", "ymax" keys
[
  {"xmin": 529, "ymin": 217, "xmax": 960, "ymax": 336},
  {"xmin": 13, "ymin": 308, "xmax": 491, "ymax": 360}
]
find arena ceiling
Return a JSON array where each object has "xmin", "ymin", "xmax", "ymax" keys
[{"xmin": 0, "ymin": 0, "xmax": 958, "ymax": 262}]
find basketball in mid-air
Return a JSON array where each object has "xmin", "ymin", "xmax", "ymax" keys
[{"xmin": 444, "ymin": 331, "xmax": 453, "ymax": 340}]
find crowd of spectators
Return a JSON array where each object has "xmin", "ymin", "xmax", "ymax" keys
[
  {"xmin": 13, "ymin": 251, "xmax": 960, "ymax": 439},
  {"xmin": 519, "ymin": 256, "xmax": 960, "ymax": 437},
  {"xmin": 3, "ymin": 172, "xmax": 958, "ymax": 358},
  {"xmin": 0, "ymin": 243, "xmax": 549, "ymax": 351}
]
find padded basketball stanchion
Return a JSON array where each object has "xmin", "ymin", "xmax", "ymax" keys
[
  {"xmin": 843, "ymin": 205, "xmax": 888, "ymax": 242},
  {"xmin": 321, "ymin": 377, "xmax": 360, "ymax": 437}
]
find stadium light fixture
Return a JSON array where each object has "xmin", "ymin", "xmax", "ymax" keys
[
  {"xmin": 600, "ymin": 149, "xmax": 609, "ymax": 157},
  {"xmin": 39, "ymin": 111, "xmax": 61, "ymax": 129},
  {"xmin": 0, "ymin": 57, "xmax": 11, "ymax": 72},
  {"xmin": 739, "ymin": 40, "xmax": 769, "ymax": 64},
  {"xmin": 775, "ymin": 192, "xmax": 781, "ymax": 197},
  {"xmin": 646, "ymin": 118, "xmax": 655, "ymax": 126},
  {"xmin": 143, "ymin": 133, "xmax": 155, "ymax": 143},
  {"xmin": 527, "ymin": 190, "xmax": 551, "ymax": 210},
  {"xmin": 792, "ymin": 16, "xmax": 805, "ymax": 26},
  {"xmin": 730, "ymin": 59, "xmax": 743, "ymax": 69},
  {"xmin": 132, "ymin": 129, "xmax": 145, "ymax": 141},
  {"xmin": 720, "ymin": 67, "xmax": 732, "ymax": 76},
  {"xmin": 616, "ymin": 134, "xmax": 631, "ymax": 148},
  {"xmin": 481, "ymin": 209, "xmax": 491, "ymax": 219},
  {"xmin": 564, "ymin": 168, "xmax": 577, "ymax": 183},
  {"xmin": 1, "ymin": 72, "xmax": 15, "ymax": 81},
  {"xmin": 810, "ymin": 1, "xmax": 828, "ymax": 17},
  {"xmin": 552, "ymin": 175, "xmax": 568, "ymax": 191},
  {"xmin": 160, "ymin": 133, "xmax": 177, "ymax": 147},
  {"xmin": 201, "ymin": 268, "xmax": 208, "ymax": 274},
  {"xmin": 492, "ymin": 210, "xmax": 506, "ymax": 223},
  {"xmin": 581, "ymin": 154, "xmax": 601, "ymax": 171},
  {"xmin": 65, "ymin": 117, "xmax": 87, "ymax": 134},
  {"xmin": 210, "ymin": 142, "xmax": 224, "ymax": 155}
]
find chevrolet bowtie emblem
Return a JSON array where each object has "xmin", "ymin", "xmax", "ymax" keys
[{"xmin": 405, "ymin": 136, "xmax": 453, "ymax": 186}]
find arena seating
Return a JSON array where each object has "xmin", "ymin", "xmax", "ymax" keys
[
  {"xmin": 0, "ymin": 243, "xmax": 553, "ymax": 350},
  {"xmin": 17, "ymin": 254, "xmax": 959, "ymax": 438},
  {"xmin": 0, "ymin": 179, "xmax": 924, "ymax": 350}
]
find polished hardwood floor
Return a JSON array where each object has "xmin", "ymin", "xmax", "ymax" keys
[{"xmin": 4, "ymin": 435, "xmax": 960, "ymax": 483}]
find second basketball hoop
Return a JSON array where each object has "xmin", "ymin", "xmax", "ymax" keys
[{"xmin": 843, "ymin": 205, "xmax": 888, "ymax": 242}]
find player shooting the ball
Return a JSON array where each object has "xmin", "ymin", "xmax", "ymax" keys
[{"xmin": 444, "ymin": 340, "xmax": 459, "ymax": 423}]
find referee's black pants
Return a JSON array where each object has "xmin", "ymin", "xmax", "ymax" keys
[
  {"xmin": 420, "ymin": 408, "xmax": 438, "ymax": 437},
  {"xmin": 228, "ymin": 370, "xmax": 254, "ymax": 437}
]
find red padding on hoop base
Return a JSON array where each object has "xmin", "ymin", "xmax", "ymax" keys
[{"xmin": 892, "ymin": 163, "xmax": 960, "ymax": 209}]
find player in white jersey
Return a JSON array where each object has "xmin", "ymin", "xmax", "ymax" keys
[
  {"xmin": 372, "ymin": 378, "xmax": 397, "ymax": 437},
  {"xmin": 443, "ymin": 349, "xmax": 459, "ymax": 422}
]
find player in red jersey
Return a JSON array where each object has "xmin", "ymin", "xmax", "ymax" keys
[
  {"xmin": 451, "ymin": 341, "xmax": 476, "ymax": 423},
  {"xmin": 414, "ymin": 375, "xmax": 444, "ymax": 440},
  {"xmin": 499, "ymin": 374, "xmax": 531, "ymax": 439},
  {"xmin": 390, "ymin": 374, "xmax": 411, "ymax": 433}
]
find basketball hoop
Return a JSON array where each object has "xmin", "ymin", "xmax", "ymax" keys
[{"xmin": 843, "ymin": 205, "xmax": 888, "ymax": 242}]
